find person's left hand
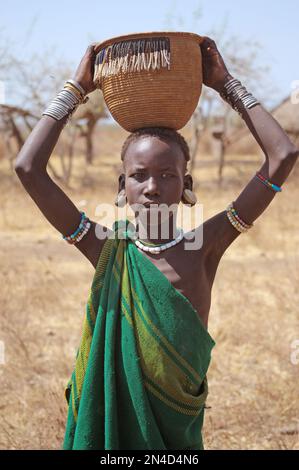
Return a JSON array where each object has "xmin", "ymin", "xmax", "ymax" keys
[
  {"xmin": 200, "ymin": 36, "xmax": 233, "ymax": 93},
  {"xmin": 72, "ymin": 43, "xmax": 102, "ymax": 95}
]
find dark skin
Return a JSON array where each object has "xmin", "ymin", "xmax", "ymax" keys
[
  {"xmin": 121, "ymin": 136, "xmax": 190, "ymax": 243},
  {"xmin": 15, "ymin": 37, "xmax": 299, "ymax": 330}
]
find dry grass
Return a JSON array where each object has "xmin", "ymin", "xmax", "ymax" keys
[{"xmin": 0, "ymin": 126, "xmax": 298, "ymax": 449}]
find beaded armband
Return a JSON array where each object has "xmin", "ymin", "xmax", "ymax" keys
[
  {"xmin": 62, "ymin": 212, "xmax": 92, "ymax": 244},
  {"xmin": 226, "ymin": 202, "xmax": 254, "ymax": 234},
  {"xmin": 255, "ymin": 172, "xmax": 282, "ymax": 193}
]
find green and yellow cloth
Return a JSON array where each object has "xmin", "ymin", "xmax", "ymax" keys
[{"xmin": 62, "ymin": 219, "xmax": 216, "ymax": 450}]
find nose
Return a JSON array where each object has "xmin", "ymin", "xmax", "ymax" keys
[{"xmin": 144, "ymin": 176, "xmax": 160, "ymax": 197}]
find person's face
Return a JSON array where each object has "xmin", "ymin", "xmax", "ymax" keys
[{"xmin": 121, "ymin": 136, "xmax": 189, "ymax": 213}]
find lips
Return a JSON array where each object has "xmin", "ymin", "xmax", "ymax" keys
[{"xmin": 142, "ymin": 201, "xmax": 160, "ymax": 208}]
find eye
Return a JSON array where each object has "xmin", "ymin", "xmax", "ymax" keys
[
  {"xmin": 132, "ymin": 172, "xmax": 145, "ymax": 180},
  {"xmin": 161, "ymin": 173, "xmax": 173, "ymax": 179}
]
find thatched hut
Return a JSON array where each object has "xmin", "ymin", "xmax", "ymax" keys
[{"xmin": 227, "ymin": 96, "xmax": 299, "ymax": 156}]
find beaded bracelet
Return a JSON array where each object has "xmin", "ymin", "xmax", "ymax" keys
[
  {"xmin": 255, "ymin": 172, "xmax": 282, "ymax": 193},
  {"xmin": 226, "ymin": 202, "xmax": 254, "ymax": 234},
  {"xmin": 62, "ymin": 212, "xmax": 92, "ymax": 244}
]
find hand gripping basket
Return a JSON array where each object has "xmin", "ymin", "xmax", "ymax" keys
[{"xmin": 93, "ymin": 31, "xmax": 204, "ymax": 132}]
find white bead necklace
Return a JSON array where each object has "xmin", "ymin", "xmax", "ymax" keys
[{"xmin": 134, "ymin": 229, "xmax": 185, "ymax": 255}]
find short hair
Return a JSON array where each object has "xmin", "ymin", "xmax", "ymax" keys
[{"xmin": 120, "ymin": 127, "xmax": 191, "ymax": 169}]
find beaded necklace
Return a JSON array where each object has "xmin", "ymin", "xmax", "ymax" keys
[{"xmin": 134, "ymin": 228, "xmax": 185, "ymax": 255}]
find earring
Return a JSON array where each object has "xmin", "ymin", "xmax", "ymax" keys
[
  {"xmin": 181, "ymin": 189, "xmax": 197, "ymax": 206},
  {"xmin": 114, "ymin": 189, "xmax": 127, "ymax": 207}
]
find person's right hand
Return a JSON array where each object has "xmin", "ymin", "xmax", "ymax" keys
[
  {"xmin": 72, "ymin": 43, "xmax": 101, "ymax": 95},
  {"xmin": 200, "ymin": 37, "xmax": 233, "ymax": 93}
]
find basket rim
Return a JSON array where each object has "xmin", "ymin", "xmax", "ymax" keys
[{"xmin": 94, "ymin": 31, "xmax": 204, "ymax": 52}]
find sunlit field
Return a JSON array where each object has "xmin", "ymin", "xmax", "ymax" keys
[{"xmin": 0, "ymin": 125, "xmax": 298, "ymax": 450}]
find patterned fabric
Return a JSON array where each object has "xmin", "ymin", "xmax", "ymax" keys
[{"xmin": 62, "ymin": 219, "xmax": 216, "ymax": 450}]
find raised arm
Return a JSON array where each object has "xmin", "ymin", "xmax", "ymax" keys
[
  {"xmin": 200, "ymin": 37, "xmax": 299, "ymax": 257},
  {"xmin": 14, "ymin": 43, "xmax": 112, "ymax": 269}
]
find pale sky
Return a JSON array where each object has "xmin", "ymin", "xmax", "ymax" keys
[{"xmin": 1, "ymin": 0, "xmax": 298, "ymax": 108}]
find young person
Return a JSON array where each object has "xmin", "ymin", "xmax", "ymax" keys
[{"xmin": 14, "ymin": 37, "xmax": 298, "ymax": 450}]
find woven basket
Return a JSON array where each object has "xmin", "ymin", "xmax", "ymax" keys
[{"xmin": 93, "ymin": 31, "xmax": 203, "ymax": 132}]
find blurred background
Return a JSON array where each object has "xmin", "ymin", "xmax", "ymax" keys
[{"xmin": 0, "ymin": 0, "xmax": 298, "ymax": 450}]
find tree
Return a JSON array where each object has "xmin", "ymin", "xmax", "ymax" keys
[
  {"xmin": 0, "ymin": 41, "xmax": 108, "ymax": 184},
  {"xmin": 163, "ymin": 4, "xmax": 275, "ymax": 186}
]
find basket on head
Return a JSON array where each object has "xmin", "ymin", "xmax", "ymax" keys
[{"xmin": 93, "ymin": 31, "xmax": 204, "ymax": 132}]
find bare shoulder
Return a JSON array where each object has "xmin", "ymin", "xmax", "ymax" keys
[{"xmin": 74, "ymin": 220, "xmax": 114, "ymax": 269}]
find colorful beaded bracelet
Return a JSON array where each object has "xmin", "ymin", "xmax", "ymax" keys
[
  {"xmin": 227, "ymin": 202, "xmax": 253, "ymax": 229},
  {"xmin": 226, "ymin": 202, "xmax": 254, "ymax": 234},
  {"xmin": 62, "ymin": 211, "xmax": 91, "ymax": 245},
  {"xmin": 255, "ymin": 172, "xmax": 282, "ymax": 193},
  {"xmin": 227, "ymin": 210, "xmax": 247, "ymax": 233}
]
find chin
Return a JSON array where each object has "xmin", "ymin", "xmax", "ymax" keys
[{"xmin": 138, "ymin": 208, "xmax": 173, "ymax": 226}]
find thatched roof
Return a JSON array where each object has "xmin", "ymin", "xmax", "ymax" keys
[
  {"xmin": 227, "ymin": 96, "xmax": 299, "ymax": 154},
  {"xmin": 270, "ymin": 96, "xmax": 299, "ymax": 135}
]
